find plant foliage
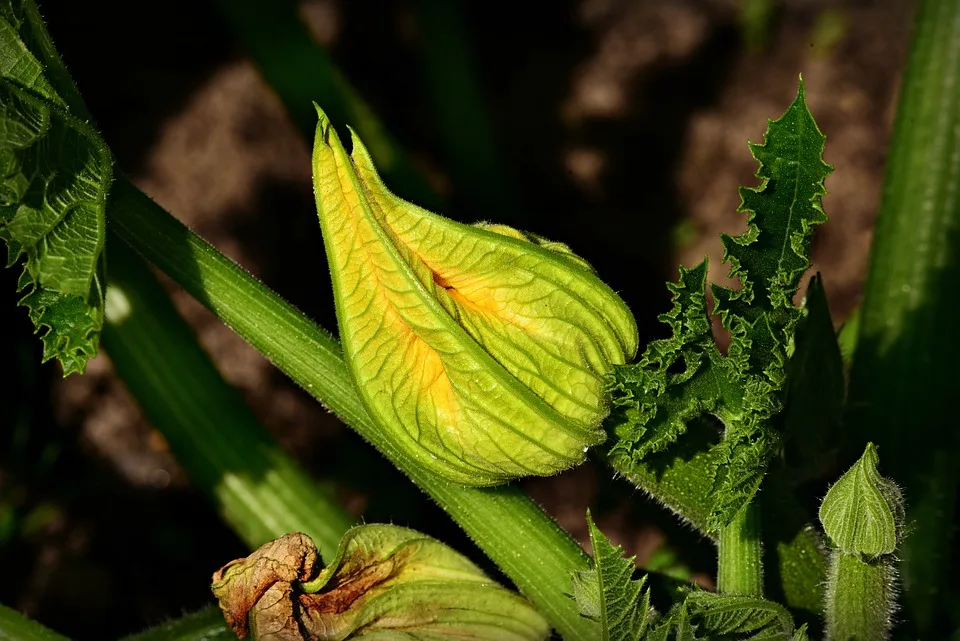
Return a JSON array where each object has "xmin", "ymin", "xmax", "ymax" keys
[
  {"xmin": 572, "ymin": 511, "xmax": 655, "ymax": 640},
  {"xmin": 607, "ymin": 80, "xmax": 833, "ymax": 532},
  {"xmin": 0, "ymin": 1, "xmax": 110, "ymax": 375}
]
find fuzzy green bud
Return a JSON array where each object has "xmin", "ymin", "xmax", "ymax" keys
[
  {"xmin": 311, "ymin": 107, "xmax": 638, "ymax": 485},
  {"xmin": 819, "ymin": 442, "xmax": 904, "ymax": 558},
  {"xmin": 819, "ymin": 443, "xmax": 904, "ymax": 641}
]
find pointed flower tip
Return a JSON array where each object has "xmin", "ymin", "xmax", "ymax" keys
[
  {"xmin": 345, "ymin": 125, "xmax": 372, "ymax": 161},
  {"xmin": 312, "ymin": 104, "xmax": 336, "ymax": 149},
  {"xmin": 313, "ymin": 103, "xmax": 327, "ymax": 127}
]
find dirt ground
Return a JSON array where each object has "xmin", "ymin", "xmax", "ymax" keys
[{"xmin": 1, "ymin": 0, "xmax": 914, "ymax": 638}]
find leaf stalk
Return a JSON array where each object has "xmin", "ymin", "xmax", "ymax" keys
[{"xmin": 717, "ymin": 501, "xmax": 764, "ymax": 597}]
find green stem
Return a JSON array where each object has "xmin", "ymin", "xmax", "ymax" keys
[
  {"xmin": 109, "ymin": 179, "xmax": 598, "ymax": 641},
  {"xmin": 846, "ymin": 0, "xmax": 960, "ymax": 632},
  {"xmin": 717, "ymin": 502, "xmax": 763, "ymax": 597},
  {"xmin": 824, "ymin": 553, "xmax": 895, "ymax": 641},
  {"xmin": 102, "ymin": 237, "xmax": 354, "ymax": 556},
  {"xmin": 0, "ymin": 605, "xmax": 69, "ymax": 641},
  {"xmin": 211, "ymin": 0, "xmax": 438, "ymax": 208},
  {"xmin": 118, "ymin": 608, "xmax": 233, "ymax": 641}
]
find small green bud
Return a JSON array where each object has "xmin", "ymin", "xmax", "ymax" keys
[
  {"xmin": 819, "ymin": 443, "xmax": 904, "ymax": 641},
  {"xmin": 211, "ymin": 528, "xmax": 550, "ymax": 641},
  {"xmin": 312, "ymin": 107, "xmax": 638, "ymax": 485},
  {"xmin": 819, "ymin": 442, "xmax": 904, "ymax": 557}
]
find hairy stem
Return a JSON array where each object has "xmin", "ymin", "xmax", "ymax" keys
[
  {"xmin": 825, "ymin": 553, "xmax": 895, "ymax": 641},
  {"xmin": 109, "ymin": 179, "xmax": 599, "ymax": 640},
  {"xmin": 717, "ymin": 501, "xmax": 764, "ymax": 596}
]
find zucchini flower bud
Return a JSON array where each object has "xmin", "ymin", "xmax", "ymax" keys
[
  {"xmin": 312, "ymin": 107, "xmax": 638, "ymax": 485},
  {"xmin": 819, "ymin": 443, "xmax": 904, "ymax": 641},
  {"xmin": 211, "ymin": 528, "xmax": 550, "ymax": 640}
]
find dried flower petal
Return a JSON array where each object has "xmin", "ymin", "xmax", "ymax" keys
[{"xmin": 211, "ymin": 527, "xmax": 550, "ymax": 641}]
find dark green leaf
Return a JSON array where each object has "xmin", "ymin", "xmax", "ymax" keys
[
  {"xmin": 780, "ymin": 274, "xmax": 844, "ymax": 481},
  {"xmin": 0, "ymin": 8, "xmax": 110, "ymax": 375},
  {"xmin": 609, "ymin": 261, "xmax": 736, "ymax": 460},
  {"xmin": 571, "ymin": 511, "xmax": 655, "ymax": 640},
  {"xmin": 650, "ymin": 591, "xmax": 799, "ymax": 640},
  {"xmin": 713, "ymin": 79, "xmax": 831, "ymax": 337},
  {"xmin": 606, "ymin": 80, "xmax": 833, "ymax": 532}
]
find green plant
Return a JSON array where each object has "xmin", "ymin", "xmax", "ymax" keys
[{"xmin": 2, "ymin": 0, "xmax": 958, "ymax": 639}]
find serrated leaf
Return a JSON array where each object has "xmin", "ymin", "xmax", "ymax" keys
[
  {"xmin": 650, "ymin": 592, "xmax": 798, "ymax": 640},
  {"xmin": 571, "ymin": 511, "xmax": 654, "ymax": 641},
  {"xmin": 609, "ymin": 262, "xmax": 736, "ymax": 460},
  {"xmin": 713, "ymin": 79, "xmax": 831, "ymax": 338},
  {"xmin": 685, "ymin": 591, "xmax": 796, "ymax": 639},
  {"xmin": 819, "ymin": 442, "xmax": 904, "ymax": 557},
  {"xmin": 648, "ymin": 604, "xmax": 695, "ymax": 641},
  {"xmin": 606, "ymin": 79, "xmax": 832, "ymax": 532},
  {"xmin": 0, "ymin": 9, "xmax": 110, "ymax": 375}
]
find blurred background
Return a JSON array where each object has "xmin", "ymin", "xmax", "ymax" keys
[{"xmin": 1, "ymin": 0, "xmax": 914, "ymax": 638}]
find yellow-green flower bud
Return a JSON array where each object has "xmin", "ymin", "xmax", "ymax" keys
[
  {"xmin": 211, "ymin": 527, "xmax": 550, "ymax": 640},
  {"xmin": 312, "ymin": 107, "xmax": 638, "ymax": 485}
]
